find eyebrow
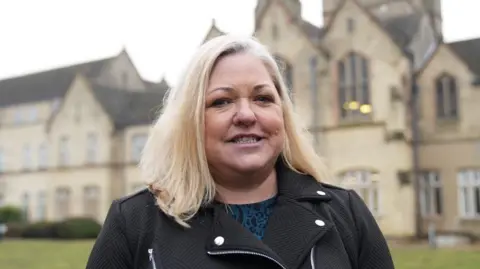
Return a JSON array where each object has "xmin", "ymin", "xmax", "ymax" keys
[{"xmin": 208, "ymin": 84, "xmax": 271, "ymax": 95}]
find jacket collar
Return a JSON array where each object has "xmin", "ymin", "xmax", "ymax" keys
[
  {"xmin": 275, "ymin": 157, "xmax": 332, "ymax": 202},
  {"xmin": 205, "ymin": 157, "xmax": 334, "ymax": 269}
]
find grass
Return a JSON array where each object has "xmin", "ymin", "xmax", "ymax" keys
[
  {"xmin": 0, "ymin": 240, "xmax": 479, "ymax": 268},
  {"xmin": 391, "ymin": 245, "xmax": 480, "ymax": 269},
  {"xmin": 0, "ymin": 240, "xmax": 93, "ymax": 269}
]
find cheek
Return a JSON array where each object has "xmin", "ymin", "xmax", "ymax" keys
[
  {"xmin": 204, "ymin": 111, "xmax": 228, "ymax": 140},
  {"xmin": 258, "ymin": 109, "xmax": 284, "ymax": 134}
]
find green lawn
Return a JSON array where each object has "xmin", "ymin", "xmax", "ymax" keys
[{"xmin": 0, "ymin": 240, "xmax": 479, "ymax": 269}]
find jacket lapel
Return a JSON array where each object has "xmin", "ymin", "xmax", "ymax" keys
[
  {"xmin": 205, "ymin": 204, "xmax": 289, "ymax": 269},
  {"xmin": 261, "ymin": 160, "xmax": 334, "ymax": 269}
]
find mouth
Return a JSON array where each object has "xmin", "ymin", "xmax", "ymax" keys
[{"xmin": 228, "ymin": 135, "xmax": 264, "ymax": 144}]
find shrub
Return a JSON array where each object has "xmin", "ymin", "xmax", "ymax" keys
[
  {"xmin": 0, "ymin": 206, "xmax": 24, "ymax": 223},
  {"xmin": 22, "ymin": 222, "xmax": 58, "ymax": 238},
  {"xmin": 56, "ymin": 218, "xmax": 101, "ymax": 239},
  {"xmin": 4, "ymin": 222, "xmax": 27, "ymax": 238},
  {"xmin": 3, "ymin": 217, "xmax": 101, "ymax": 239}
]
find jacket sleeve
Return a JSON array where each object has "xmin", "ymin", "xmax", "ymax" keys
[
  {"xmin": 348, "ymin": 190, "xmax": 395, "ymax": 269},
  {"xmin": 86, "ymin": 200, "xmax": 133, "ymax": 269}
]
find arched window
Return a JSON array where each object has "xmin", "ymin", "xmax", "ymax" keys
[
  {"xmin": 274, "ymin": 55, "xmax": 293, "ymax": 97},
  {"xmin": 339, "ymin": 170, "xmax": 379, "ymax": 215},
  {"xmin": 338, "ymin": 52, "xmax": 371, "ymax": 120},
  {"xmin": 435, "ymin": 74, "xmax": 458, "ymax": 120}
]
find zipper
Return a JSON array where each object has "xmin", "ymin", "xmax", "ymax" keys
[
  {"xmin": 207, "ymin": 250, "xmax": 287, "ymax": 269},
  {"xmin": 310, "ymin": 246, "xmax": 316, "ymax": 269},
  {"xmin": 148, "ymin": 248, "xmax": 157, "ymax": 269}
]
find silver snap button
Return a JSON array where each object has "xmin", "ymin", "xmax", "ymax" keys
[
  {"xmin": 214, "ymin": 236, "xmax": 225, "ymax": 246},
  {"xmin": 317, "ymin": 190, "xmax": 326, "ymax": 196},
  {"xmin": 315, "ymin": 220, "xmax": 325, "ymax": 227}
]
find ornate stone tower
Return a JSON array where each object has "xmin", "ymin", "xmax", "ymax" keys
[{"xmin": 323, "ymin": 0, "xmax": 442, "ymax": 36}]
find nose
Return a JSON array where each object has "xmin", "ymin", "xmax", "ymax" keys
[{"xmin": 232, "ymin": 99, "xmax": 256, "ymax": 127}]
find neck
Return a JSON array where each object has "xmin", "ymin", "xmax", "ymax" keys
[{"xmin": 214, "ymin": 168, "xmax": 278, "ymax": 205}]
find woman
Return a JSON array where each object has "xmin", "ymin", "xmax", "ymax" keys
[{"xmin": 86, "ymin": 34, "xmax": 394, "ymax": 269}]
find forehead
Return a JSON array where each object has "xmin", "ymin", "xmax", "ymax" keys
[{"xmin": 209, "ymin": 53, "xmax": 273, "ymax": 86}]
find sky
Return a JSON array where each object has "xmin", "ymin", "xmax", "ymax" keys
[{"xmin": 0, "ymin": 0, "xmax": 479, "ymax": 87}]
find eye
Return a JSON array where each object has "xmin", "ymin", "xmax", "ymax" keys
[
  {"xmin": 210, "ymin": 98, "xmax": 232, "ymax": 107},
  {"xmin": 255, "ymin": 95, "xmax": 275, "ymax": 103}
]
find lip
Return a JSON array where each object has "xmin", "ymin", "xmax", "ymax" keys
[
  {"xmin": 228, "ymin": 137, "xmax": 265, "ymax": 150},
  {"xmin": 227, "ymin": 133, "xmax": 265, "ymax": 143}
]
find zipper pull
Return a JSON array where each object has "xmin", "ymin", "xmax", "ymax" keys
[
  {"xmin": 148, "ymin": 248, "xmax": 157, "ymax": 269},
  {"xmin": 148, "ymin": 248, "xmax": 153, "ymax": 261}
]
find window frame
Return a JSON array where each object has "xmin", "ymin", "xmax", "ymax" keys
[
  {"xmin": 457, "ymin": 169, "xmax": 480, "ymax": 219},
  {"xmin": 418, "ymin": 171, "xmax": 443, "ymax": 217},
  {"xmin": 131, "ymin": 133, "xmax": 147, "ymax": 162},
  {"xmin": 337, "ymin": 52, "xmax": 372, "ymax": 121},
  {"xmin": 435, "ymin": 73, "xmax": 458, "ymax": 121},
  {"xmin": 339, "ymin": 170, "xmax": 380, "ymax": 216}
]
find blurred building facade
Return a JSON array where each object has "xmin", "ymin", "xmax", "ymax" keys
[
  {"xmin": 0, "ymin": 0, "xmax": 479, "ymax": 238},
  {"xmin": 0, "ymin": 50, "xmax": 167, "ymax": 223}
]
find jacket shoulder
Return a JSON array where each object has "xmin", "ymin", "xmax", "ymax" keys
[
  {"xmin": 319, "ymin": 182, "xmax": 352, "ymax": 202},
  {"xmin": 317, "ymin": 181, "xmax": 358, "ymax": 220},
  {"xmin": 320, "ymin": 182, "xmax": 349, "ymax": 192},
  {"xmin": 116, "ymin": 187, "xmax": 153, "ymax": 205},
  {"xmin": 112, "ymin": 188, "xmax": 157, "ymax": 221}
]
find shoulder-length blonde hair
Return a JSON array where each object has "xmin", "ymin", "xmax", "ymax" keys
[{"xmin": 140, "ymin": 34, "xmax": 330, "ymax": 227}]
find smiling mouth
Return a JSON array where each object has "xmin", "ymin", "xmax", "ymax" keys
[{"xmin": 228, "ymin": 136, "xmax": 264, "ymax": 144}]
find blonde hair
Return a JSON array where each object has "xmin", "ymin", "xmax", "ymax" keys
[{"xmin": 140, "ymin": 34, "xmax": 330, "ymax": 227}]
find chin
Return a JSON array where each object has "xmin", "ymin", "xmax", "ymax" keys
[{"xmin": 228, "ymin": 157, "xmax": 273, "ymax": 173}]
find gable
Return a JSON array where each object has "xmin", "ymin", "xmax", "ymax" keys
[
  {"xmin": 48, "ymin": 75, "xmax": 114, "ymax": 134},
  {"xmin": 322, "ymin": 0, "xmax": 404, "ymax": 62},
  {"xmin": 202, "ymin": 20, "xmax": 225, "ymax": 44},
  {"xmin": 254, "ymin": 0, "xmax": 325, "ymax": 56},
  {"xmin": 95, "ymin": 50, "xmax": 147, "ymax": 91},
  {"xmin": 418, "ymin": 44, "xmax": 472, "ymax": 81},
  {"xmin": 255, "ymin": 0, "xmax": 302, "ymax": 29}
]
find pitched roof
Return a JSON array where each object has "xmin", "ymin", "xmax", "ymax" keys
[
  {"xmin": 143, "ymin": 78, "xmax": 170, "ymax": 93},
  {"xmin": 299, "ymin": 20, "xmax": 325, "ymax": 47},
  {"xmin": 90, "ymin": 83, "xmax": 165, "ymax": 129},
  {"xmin": 254, "ymin": 0, "xmax": 327, "ymax": 55},
  {"xmin": 449, "ymin": 38, "xmax": 480, "ymax": 76},
  {"xmin": 0, "ymin": 57, "xmax": 113, "ymax": 107},
  {"xmin": 202, "ymin": 19, "xmax": 226, "ymax": 44},
  {"xmin": 379, "ymin": 12, "xmax": 423, "ymax": 48}
]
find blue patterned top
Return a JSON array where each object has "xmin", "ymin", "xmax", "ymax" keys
[{"xmin": 226, "ymin": 196, "xmax": 277, "ymax": 240}]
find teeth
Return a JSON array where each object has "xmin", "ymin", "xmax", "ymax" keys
[{"xmin": 234, "ymin": 137, "xmax": 259, "ymax": 144}]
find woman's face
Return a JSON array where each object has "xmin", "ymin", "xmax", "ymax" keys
[{"xmin": 204, "ymin": 52, "xmax": 285, "ymax": 178}]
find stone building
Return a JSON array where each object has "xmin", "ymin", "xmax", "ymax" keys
[{"xmin": 1, "ymin": 0, "xmax": 479, "ymax": 238}]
